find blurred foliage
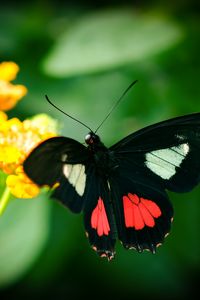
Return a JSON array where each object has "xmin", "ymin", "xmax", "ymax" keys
[
  {"xmin": 42, "ymin": 9, "xmax": 183, "ymax": 77},
  {"xmin": 0, "ymin": 191, "xmax": 50, "ymax": 287},
  {"xmin": 0, "ymin": 0, "xmax": 200, "ymax": 299}
]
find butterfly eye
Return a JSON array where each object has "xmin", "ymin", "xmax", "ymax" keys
[
  {"xmin": 85, "ymin": 132, "xmax": 100, "ymax": 145},
  {"xmin": 85, "ymin": 133, "xmax": 93, "ymax": 145}
]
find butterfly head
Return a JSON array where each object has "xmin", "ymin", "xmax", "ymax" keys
[{"xmin": 85, "ymin": 132, "xmax": 100, "ymax": 145}]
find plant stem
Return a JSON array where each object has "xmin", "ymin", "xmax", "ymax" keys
[{"xmin": 0, "ymin": 186, "xmax": 11, "ymax": 216}]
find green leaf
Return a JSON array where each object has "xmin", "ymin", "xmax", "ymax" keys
[
  {"xmin": 42, "ymin": 9, "xmax": 183, "ymax": 77},
  {"xmin": 0, "ymin": 194, "xmax": 50, "ymax": 287}
]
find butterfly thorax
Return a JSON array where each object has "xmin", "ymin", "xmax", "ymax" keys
[{"xmin": 85, "ymin": 132, "xmax": 119, "ymax": 176}]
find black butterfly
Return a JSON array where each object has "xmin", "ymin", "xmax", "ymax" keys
[{"xmin": 23, "ymin": 82, "xmax": 200, "ymax": 260}]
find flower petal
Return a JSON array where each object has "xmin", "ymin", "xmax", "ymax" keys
[
  {"xmin": 6, "ymin": 172, "xmax": 40, "ymax": 199},
  {"xmin": 0, "ymin": 145, "xmax": 21, "ymax": 164},
  {"xmin": 0, "ymin": 111, "xmax": 7, "ymax": 121},
  {"xmin": 0, "ymin": 81, "xmax": 27, "ymax": 111},
  {"xmin": 0, "ymin": 62, "xmax": 19, "ymax": 81}
]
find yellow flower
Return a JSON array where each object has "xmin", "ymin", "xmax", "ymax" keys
[
  {"xmin": 6, "ymin": 166, "xmax": 40, "ymax": 199},
  {"xmin": 0, "ymin": 61, "xmax": 59, "ymax": 215},
  {"xmin": 0, "ymin": 114, "xmax": 59, "ymax": 199},
  {"xmin": 0, "ymin": 61, "xmax": 27, "ymax": 111}
]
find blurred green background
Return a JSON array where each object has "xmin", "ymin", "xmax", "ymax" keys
[{"xmin": 0, "ymin": 0, "xmax": 200, "ymax": 299}]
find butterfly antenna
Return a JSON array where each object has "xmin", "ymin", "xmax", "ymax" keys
[
  {"xmin": 94, "ymin": 80, "xmax": 138, "ymax": 133},
  {"xmin": 45, "ymin": 95, "xmax": 92, "ymax": 132}
]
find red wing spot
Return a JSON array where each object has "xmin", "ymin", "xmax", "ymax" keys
[
  {"xmin": 91, "ymin": 197, "xmax": 110, "ymax": 236},
  {"xmin": 123, "ymin": 193, "xmax": 162, "ymax": 230},
  {"xmin": 133, "ymin": 204, "xmax": 145, "ymax": 229},
  {"xmin": 140, "ymin": 198, "xmax": 161, "ymax": 218},
  {"xmin": 123, "ymin": 196, "xmax": 134, "ymax": 227},
  {"xmin": 138, "ymin": 202, "xmax": 155, "ymax": 227},
  {"xmin": 128, "ymin": 193, "xmax": 139, "ymax": 204}
]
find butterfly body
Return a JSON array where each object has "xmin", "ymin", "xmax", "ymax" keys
[
  {"xmin": 24, "ymin": 112, "xmax": 200, "ymax": 260},
  {"xmin": 86, "ymin": 134, "xmax": 119, "ymax": 177}
]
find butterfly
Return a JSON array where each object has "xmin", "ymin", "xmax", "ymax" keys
[{"xmin": 23, "ymin": 81, "xmax": 200, "ymax": 260}]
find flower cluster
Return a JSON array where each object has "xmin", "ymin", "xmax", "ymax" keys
[
  {"xmin": 0, "ymin": 62, "xmax": 58, "ymax": 214},
  {"xmin": 0, "ymin": 114, "xmax": 58, "ymax": 197}
]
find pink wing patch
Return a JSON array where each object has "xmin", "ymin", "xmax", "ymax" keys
[
  {"xmin": 91, "ymin": 197, "xmax": 110, "ymax": 236},
  {"xmin": 123, "ymin": 193, "xmax": 162, "ymax": 230}
]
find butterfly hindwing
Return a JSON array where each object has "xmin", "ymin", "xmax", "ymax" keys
[
  {"xmin": 83, "ymin": 171, "xmax": 116, "ymax": 259},
  {"xmin": 109, "ymin": 168, "xmax": 173, "ymax": 253},
  {"xmin": 110, "ymin": 112, "xmax": 200, "ymax": 193},
  {"xmin": 23, "ymin": 137, "xmax": 89, "ymax": 212}
]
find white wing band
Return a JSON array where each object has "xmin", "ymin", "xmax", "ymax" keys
[
  {"xmin": 63, "ymin": 164, "xmax": 86, "ymax": 196},
  {"xmin": 145, "ymin": 143, "xmax": 189, "ymax": 179}
]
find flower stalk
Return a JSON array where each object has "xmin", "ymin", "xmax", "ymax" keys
[{"xmin": 0, "ymin": 186, "xmax": 11, "ymax": 215}]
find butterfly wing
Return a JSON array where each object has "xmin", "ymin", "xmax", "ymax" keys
[
  {"xmin": 108, "ymin": 112, "xmax": 200, "ymax": 252},
  {"xmin": 110, "ymin": 112, "xmax": 200, "ymax": 192},
  {"xmin": 109, "ymin": 169, "xmax": 173, "ymax": 252},
  {"xmin": 23, "ymin": 137, "xmax": 89, "ymax": 212},
  {"xmin": 83, "ymin": 170, "xmax": 116, "ymax": 259},
  {"xmin": 24, "ymin": 137, "xmax": 117, "ymax": 258}
]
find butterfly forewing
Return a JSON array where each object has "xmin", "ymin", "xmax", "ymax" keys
[
  {"xmin": 24, "ymin": 137, "xmax": 89, "ymax": 212},
  {"xmin": 110, "ymin": 112, "xmax": 200, "ymax": 193}
]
